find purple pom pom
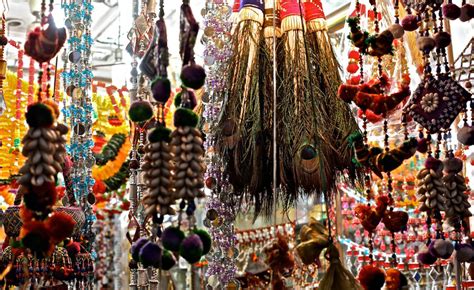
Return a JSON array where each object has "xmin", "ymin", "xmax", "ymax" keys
[
  {"xmin": 455, "ymin": 243, "xmax": 474, "ymax": 262},
  {"xmin": 429, "ymin": 239, "xmax": 454, "ymax": 259},
  {"xmin": 162, "ymin": 227, "xmax": 185, "ymax": 252},
  {"xmin": 180, "ymin": 64, "xmax": 206, "ymax": 90},
  {"xmin": 179, "ymin": 234, "xmax": 204, "ymax": 264},
  {"xmin": 460, "ymin": 4, "xmax": 474, "ymax": 22},
  {"xmin": 443, "ymin": 157, "xmax": 463, "ymax": 174},
  {"xmin": 417, "ymin": 250, "xmax": 437, "ymax": 265},
  {"xmin": 131, "ymin": 238, "xmax": 149, "ymax": 262},
  {"xmin": 458, "ymin": 125, "xmax": 474, "ymax": 146},
  {"xmin": 401, "ymin": 15, "xmax": 419, "ymax": 32},
  {"xmin": 151, "ymin": 78, "xmax": 171, "ymax": 103},
  {"xmin": 139, "ymin": 242, "xmax": 162, "ymax": 267},
  {"xmin": 443, "ymin": 3, "xmax": 461, "ymax": 20},
  {"xmin": 424, "ymin": 157, "xmax": 443, "ymax": 171}
]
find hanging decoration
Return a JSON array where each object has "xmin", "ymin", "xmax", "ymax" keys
[
  {"xmin": 202, "ymin": 0, "xmax": 237, "ymax": 288},
  {"xmin": 217, "ymin": 0, "xmax": 265, "ymax": 204}
]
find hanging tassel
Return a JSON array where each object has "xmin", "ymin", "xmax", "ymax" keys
[
  {"xmin": 304, "ymin": 0, "xmax": 362, "ymax": 182},
  {"xmin": 279, "ymin": 0, "xmax": 329, "ymax": 204},
  {"xmin": 319, "ymin": 244, "xmax": 363, "ymax": 290},
  {"xmin": 217, "ymin": 0, "xmax": 265, "ymax": 198},
  {"xmin": 142, "ymin": 126, "xmax": 176, "ymax": 217},
  {"xmin": 245, "ymin": 0, "xmax": 282, "ymax": 216},
  {"xmin": 171, "ymin": 108, "xmax": 206, "ymax": 201}
]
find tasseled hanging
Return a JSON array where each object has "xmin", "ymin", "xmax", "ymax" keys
[
  {"xmin": 319, "ymin": 244, "xmax": 363, "ymax": 290},
  {"xmin": 142, "ymin": 127, "xmax": 176, "ymax": 217},
  {"xmin": 171, "ymin": 108, "xmax": 206, "ymax": 202},
  {"xmin": 279, "ymin": 0, "xmax": 329, "ymax": 204},
  {"xmin": 217, "ymin": 0, "xmax": 265, "ymax": 198},
  {"xmin": 304, "ymin": 0, "xmax": 361, "ymax": 180},
  {"xmin": 249, "ymin": 0, "xmax": 282, "ymax": 215}
]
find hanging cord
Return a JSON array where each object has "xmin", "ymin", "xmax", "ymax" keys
[
  {"xmin": 272, "ymin": 0, "xmax": 278, "ymax": 226},
  {"xmin": 158, "ymin": 0, "xmax": 164, "ymax": 20}
]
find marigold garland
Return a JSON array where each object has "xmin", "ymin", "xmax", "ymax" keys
[
  {"xmin": 92, "ymin": 92, "xmax": 129, "ymax": 137},
  {"xmin": 0, "ymin": 71, "xmax": 31, "ymax": 180},
  {"xmin": 92, "ymin": 137, "xmax": 131, "ymax": 181}
]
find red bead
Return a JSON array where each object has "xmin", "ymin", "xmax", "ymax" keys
[
  {"xmin": 348, "ymin": 50, "xmax": 360, "ymax": 60},
  {"xmin": 205, "ymin": 177, "xmax": 217, "ymax": 189},
  {"xmin": 347, "ymin": 63, "xmax": 359, "ymax": 74}
]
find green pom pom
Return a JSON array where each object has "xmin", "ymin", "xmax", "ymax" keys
[
  {"xmin": 128, "ymin": 101, "xmax": 154, "ymax": 123},
  {"xmin": 179, "ymin": 234, "xmax": 203, "ymax": 264},
  {"xmin": 148, "ymin": 126, "xmax": 172, "ymax": 143},
  {"xmin": 174, "ymin": 92, "xmax": 183, "ymax": 107},
  {"xmin": 348, "ymin": 132, "xmax": 363, "ymax": 146},
  {"xmin": 157, "ymin": 250, "xmax": 176, "ymax": 270},
  {"xmin": 193, "ymin": 229, "xmax": 212, "ymax": 255},
  {"xmin": 173, "ymin": 108, "xmax": 199, "ymax": 128}
]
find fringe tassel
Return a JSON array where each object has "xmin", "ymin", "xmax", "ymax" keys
[
  {"xmin": 306, "ymin": 18, "xmax": 363, "ymax": 184},
  {"xmin": 217, "ymin": 7, "xmax": 265, "ymax": 203}
]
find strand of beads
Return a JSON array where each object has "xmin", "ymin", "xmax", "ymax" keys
[
  {"xmin": 61, "ymin": 0, "xmax": 96, "ymax": 252},
  {"xmin": 202, "ymin": 0, "xmax": 237, "ymax": 288}
]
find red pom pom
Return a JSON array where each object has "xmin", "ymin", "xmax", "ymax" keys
[
  {"xmin": 93, "ymin": 180, "xmax": 107, "ymax": 194},
  {"xmin": 19, "ymin": 205, "xmax": 35, "ymax": 222},
  {"xmin": 338, "ymin": 84, "xmax": 360, "ymax": 102},
  {"xmin": 358, "ymin": 109, "xmax": 383, "ymax": 123},
  {"xmin": 66, "ymin": 242, "xmax": 81, "ymax": 257},
  {"xmin": 348, "ymin": 50, "xmax": 361, "ymax": 60},
  {"xmin": 45, "ymin": 212, "xmax": 76, "ymax": 243},
  {"xmin": 349, "ymin": 75, "xmax": 362, "ymax": 85},
  {"xmin": 347, "ymin": 63, "xmax": 360, "ymax": 74},
  {"xmin": 20, "ymin": 220, "xmax": 54, "ymax": 257},
  {"xmin": 359, "ymin": 265, "xmax": 386, "ymax": 290}
]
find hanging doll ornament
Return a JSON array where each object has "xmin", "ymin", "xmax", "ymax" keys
[
  {"xmin": 319, "ymin": 244, "xmax": 363, "ymax": 290},
  {"xmin": 24, "ymin": 2, "xmax": 66, "ymax": 64},
  {"xmin": 295, "ymin": 218, "xmax": 330, "ymax": 266}
]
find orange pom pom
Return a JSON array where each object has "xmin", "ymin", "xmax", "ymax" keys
[{"xmin": 45, "ymin": 212, "xmax": 76, "ymax": 244}]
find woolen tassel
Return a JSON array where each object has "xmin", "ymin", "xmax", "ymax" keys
[
  {"xmin": 217, "ymin": 0, "xmax": 265, "ymax": 198},
  {"xmin": 304, "ymin": 0, "xmax": 362, "ymax": 182},
  {"xmin": 319, "ymin": 244, "xmax": 363, "ymax": 290}
]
